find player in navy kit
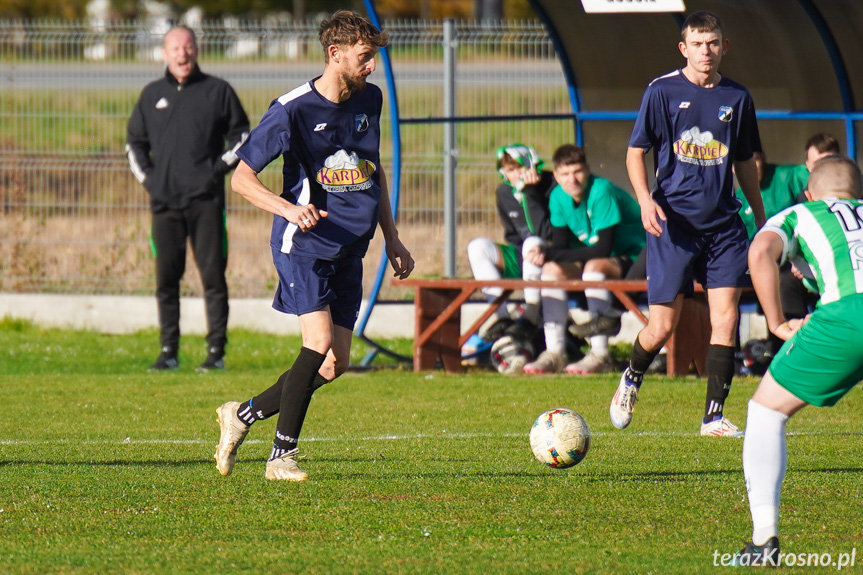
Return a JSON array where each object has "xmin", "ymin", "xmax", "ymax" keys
[
  {"xmin": 609, "ymin": 11, "xmax": 766, "ymax": 436},
  {"xmin": 213, "ymin": 11, "xmax": 414, "ymax": 481}
]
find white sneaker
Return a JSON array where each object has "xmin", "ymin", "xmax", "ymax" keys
[
  {"xmin": 565, "ymin": 351, "xmax": 614, "ymax": 375},
  {"xmin": 700, "ymin": 417, "xmax": 744, "ymax": 437},
  {"xmin": 523, "ymin": 350, "xmax": 565, "ymax": 374},
  {"xmin": 609, "ymin": 370, "xmax": 639, "ymax": 429},
  {"xmin": 265, "ymin": 448, "xmax": 309, "ymax": 482},
  {"xmin": 214, "ymin": 401, "xmax": 250, "ymax": 476}
]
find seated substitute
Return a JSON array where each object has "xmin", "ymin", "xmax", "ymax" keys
[
  {"xmin": 732, "ymin": 155, "xmax": 863, "ymax": 566},
  {"xmin": 523, "ymin": 144, "xmax": 645, "ymax": 375},
  {"xmin": 466, "ymin": 144, "xmax": 556, "ymax": 342}
]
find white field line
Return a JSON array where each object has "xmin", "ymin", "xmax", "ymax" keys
[{"xmin": 0, "ymin": 430, "xmax": 855, "ymax": 446}]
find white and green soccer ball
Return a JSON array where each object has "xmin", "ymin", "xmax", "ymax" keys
[{"xmin": 529, "ymin": 408, "xmax": 591, "ymax": 468}]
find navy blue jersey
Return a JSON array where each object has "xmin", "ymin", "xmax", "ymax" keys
[
  {"xmin": 237, "ymin": 79, "xmax": 384, "ymax": 260},
  {"xmin": 629, "ymin": 69, "xmax": 760, "ymax": 232}
]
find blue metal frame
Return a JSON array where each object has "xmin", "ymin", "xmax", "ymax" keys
[
  {"xmin": 795, "ymin": 0, "xmax": 856, "ymax": 158},
  {"xmin": 526, "ymin": 0, "xmax": 582, "ymax": 145},
  {"xmin": 355, "ymin": 0, "xmax": 412, "ymax": 365}
]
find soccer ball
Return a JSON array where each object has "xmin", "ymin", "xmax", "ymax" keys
[
  {"xmin": 529, "ymin": 408, "xmax": 590, "ymax": 468},
  {"xmin": 490, "ymin": 334, "xmax": 535, "ymax": 375}
]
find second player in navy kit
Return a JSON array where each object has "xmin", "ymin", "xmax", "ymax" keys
[
  {"xmin": 213, "ymin": 11, "xmax": 414, "ymax": 481},
  {"xmin": 610, "ymin": 11, "xmax": 766, "ymax": 437}
]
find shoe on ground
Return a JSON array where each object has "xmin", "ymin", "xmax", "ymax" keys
[
  {"xmin": 700, "ymin": 416, "xmax": 744, "ymax": 438},
  {"xmin": 569, "ymin": 314, "xmax": 622, "ymax": 338},
  {"xmin": 214, "ymin": 401, "xmax": 250, "ymax": 476},
  {"xmin": 731, "ymin": 536, "xmax": 781, "ymax": 567},
  {"xmin": 265, "ymin": 448, "xmax": 309, "ymax": 482},
  {"xmin": 523, "ymin": 350, "xmax": 566, "ymax": 374},
  {"xmin": 609, "ymin": 369, "xmax": 639, "ymax": 429},
  {"xmin": 480, "ymin": 317, "xmax": 515, "ymax": 342},
  {"xmin": 197, "ymin": 347, "xmax": 225, "ymax": 372},
  {"xmin": 565, "ymin": 351, "xmax": 614, "ymax": 375},
  {"xmin": 149, "ymin": 346, "xmax": 178, "ymax": 371}
]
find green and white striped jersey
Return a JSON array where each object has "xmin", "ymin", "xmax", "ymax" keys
[{"xmin": 758, "ymin": 197, "xmax": 863, "ymax": 305}]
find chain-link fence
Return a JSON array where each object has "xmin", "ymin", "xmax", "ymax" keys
[{"xmin": 0, "ymin": 19, "xmax": 571, "ymax": 299}]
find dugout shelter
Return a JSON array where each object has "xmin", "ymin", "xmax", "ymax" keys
[{"xmin": 357, "ymin": 0, "xmax": 863, "ymax": 363}]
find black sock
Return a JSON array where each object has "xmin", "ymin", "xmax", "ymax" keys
[
  {"xmin": 272, "ymin": 347, "xmax": 327, "ymax": 453},
  {"xmin": 627, "ymin": 335, "xmax": 658, "ymax": 386},
  {"xmin": 238, "ymin": 370, "xmax": 331, "ymax": 425},
  {"xmin": 704, "ymin": 344, "xmax": 736, "ymax": 422}
]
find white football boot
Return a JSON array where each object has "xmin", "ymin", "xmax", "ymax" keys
[
  {"xmin": 214, "ymin": 401, "xmax": 250, "ymax": 476},
  {"xmin": 609, "ymin": 370, "xmax": 639, "ymax": 429},
  {"xmin": 265, "ymin": 448, "xmax": 309, "ymax": 482},
  {"xmin": 700, "ymin": 416, "xmax": 744, "ymax": 438}
]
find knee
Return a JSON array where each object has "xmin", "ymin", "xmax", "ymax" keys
[
  {"xmin": 302, "ymin": 332, "xmax": 333, "ymax": 355},
  {"xmin": 318, "ymin": 353, "xmax": 348, "ymax": 381},
  {"xmin": 540, "ymin": 261, "xmax": 564, "ymax": 280},
  {"xmin": 521, "ymin": 235, "xmax": 545, "ymax": 258},
  {"xmin": 647, "ymin": 315, "xmax": 676, "ymax": 342},
  {"xmin": 467, "ymin": 237, "xmax": 497, "ymax": 266}
]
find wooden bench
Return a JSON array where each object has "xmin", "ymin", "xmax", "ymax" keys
[{"xmin": 396, "ymin": 278, "xmax": 711, "ymax": 377}]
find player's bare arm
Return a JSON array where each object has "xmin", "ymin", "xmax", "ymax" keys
[
  {"xmin": 231, "ymin": 161, "xmax": 327, "ymax": 232},
  {"xmin": 734, "ymin": 156, "xmax": 766, "ymax": 229},
  {"xmin": 626, "ymin": 146, "xmax": 666, "ymax": 237},
  {"xmin": 377, "ymin": 167, "xmax": 414, "ymax": 279},
  {"xmin": 748, "ymin": 230, "xmax": 802, "ymax": 341}
]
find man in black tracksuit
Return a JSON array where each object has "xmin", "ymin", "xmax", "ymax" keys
[{"xmin": 126, "ymin": 25, "xmax": 249, "ymax": 371}]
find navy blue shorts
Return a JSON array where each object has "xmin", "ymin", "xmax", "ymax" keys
[
  {"xmin": 271, "ymin": 247, "xmax": 364, "ymax": 330},
  {"xmin": 645, "ymin": 217, "xmax": 750, "ymax": 305}
]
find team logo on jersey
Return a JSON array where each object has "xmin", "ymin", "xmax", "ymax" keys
[
  {"xmin": 316, "ymin": 149, "xmax": 375, "ymax": 192},
  {"xmin": 674, "ymin": 126, "xmax": 728, "ymax": 166},
  {"xmin": 155, "ymin": 97, "xmax": 169, "ymax": 110},
  {"xmin": 355, "ymin": 113, "xmax": 369, "ymax": 132},
  {"xmin": 718, "ymin": 106, "xmax": 733, "ymax": 122}
]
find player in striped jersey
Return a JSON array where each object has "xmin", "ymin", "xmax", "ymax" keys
[{"xmin": 733, "ymin": 155, "xmax": 863, "ymax": 565}]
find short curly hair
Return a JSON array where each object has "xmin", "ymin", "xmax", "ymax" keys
[{"xmin": 319, "ymin": 10, "xmax": 389, "ymax": 61}]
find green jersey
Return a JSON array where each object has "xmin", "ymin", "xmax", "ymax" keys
[
  {"xmin": 759, "ymin": 197, "xmax": 863, "ymax": 305},
  {"xmin": 549, "ymin": 175, "xmax": 645, "ymax": 260},
  {"xmin": 736, "ymin": 163, "xmax": 809, "ymax": 238}
]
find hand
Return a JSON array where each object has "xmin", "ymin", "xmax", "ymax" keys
[
  {"xmin": 524, "ymin": 245, "xmax": 545, "ymax": 267},
  {"xmin": 285, "ymin": 204, "xmax": 328, "ymax": 232},
  {"xmin": 639, "ymin": 198, "xmax": 666, "ymax": 238},
  {"xmin": 772, "ymin": 316, "xmax": 807, "ymax": 340},
  {"xmin": 521, "ymin": 168, "xmax": 541, "ymax": 186},
  {"xmin": 790, "ymin": 263, "xmax": 805, "ymax": 281},
  {"xmin": 385, "ymin": 236, "xmax": 415, "ymax": 280}
]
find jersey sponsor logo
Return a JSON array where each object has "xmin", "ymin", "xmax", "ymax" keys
[
  {"xmin": 316, "ymin": 149, "xmax": 376, "ymax": 192},
  {"xmin": 679, "ymin": 101, "xmax": 691, "ymax": 109},
  {"xmin": 674, "ymin": 126, "xmax": 728, "ymax": 166},
  {"xmin": 718, "ymin": 106, "xmax": 733, "ymax": 122},
  {"xmin": 355, "ymin": 113, "xmax": 369, "ymax": 132},
  {"xmin": 314, "ymin": 123, "xmax": 327, "ymax": 132},
  {"xmin": 155, "ymin": 97, "xmax": 169, "ymax": 110},
  {"xmin": 508, "ymin": 210, "xmax": 520, "ymax": 219}
]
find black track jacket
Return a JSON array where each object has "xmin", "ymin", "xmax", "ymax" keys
[
  {"xmin": 496, "ymin": 170, "xmax": 556, "ymax": 248},
  {"xmin": 126, "ymin": 66, "xmax": 249, "ymax": 212}
]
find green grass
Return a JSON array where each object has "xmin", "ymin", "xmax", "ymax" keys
[{"xmin": 1, "ymin": 320, "xmax": 861, "ymax": 574}]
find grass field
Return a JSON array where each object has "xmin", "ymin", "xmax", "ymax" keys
[{"xmin": 1, "ymin": 319, "xmax": 861, "ymax": 574}]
